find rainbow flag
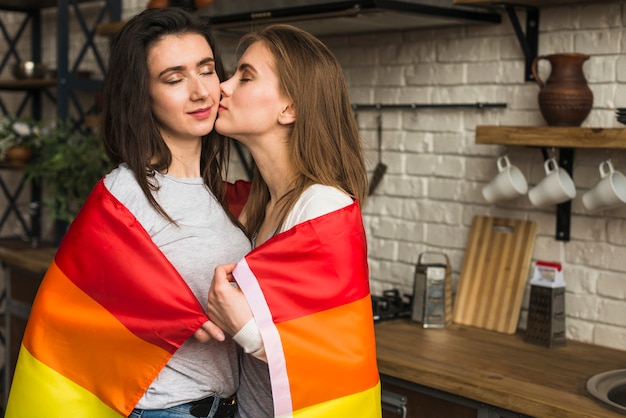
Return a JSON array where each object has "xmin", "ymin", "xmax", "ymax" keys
[
  {"xmin": 233, "ymin": 201, "xmax": 381, "ymax": 417},
  {"xmin": 5, "ymin": 180, "xmax": 209, "ymax": 417}
]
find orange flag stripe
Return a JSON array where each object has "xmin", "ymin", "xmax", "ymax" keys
[
  {"xmin": 277, "ymin": 295, "xmax": 379, "ymax": 410},
  {"xmin": 23, "ymin": 261, "xmax": 172, "ymax": 414}
]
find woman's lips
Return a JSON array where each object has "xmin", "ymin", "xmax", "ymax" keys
[{"xmin": 189, "ymin": 107, "xmax": 212, "ymax": 119}]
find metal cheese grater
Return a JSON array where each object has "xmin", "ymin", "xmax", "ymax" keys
[
  {"xmin": 411, "ymin": 252, "xmax": 452, "ymax": 328},
  {"xmin": 525, "ymin": 261, "xmax": 566, "ymax": 348}
]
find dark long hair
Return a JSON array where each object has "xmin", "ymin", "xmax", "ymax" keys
[{"xmin": 101, "ymin": 7, "xmax": 235, "ymax": 224}]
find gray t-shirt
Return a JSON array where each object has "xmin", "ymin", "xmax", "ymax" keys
[{"xmin": 104, "ymin": 164, "xmax": 251, "ymax": 410}]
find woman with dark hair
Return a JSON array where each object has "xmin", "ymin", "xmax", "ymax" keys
[
  {"xmin": 6, "ymin": 8, "xmax": 249, "ymax": 418},
  {"xmin": 200, "ymin": 24, "xmax": 381, "ymax": 418}
]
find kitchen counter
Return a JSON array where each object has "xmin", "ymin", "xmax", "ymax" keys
[{"xmin": 375, "ymin": 320, "xmax": 626, "ymax": 418}]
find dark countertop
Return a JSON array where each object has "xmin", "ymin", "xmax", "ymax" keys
[{"xmin": 375, "ymin": 320, "xmax": 626, "ymax": 418}]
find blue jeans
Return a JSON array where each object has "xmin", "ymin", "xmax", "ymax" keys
[{"xmin": 129, "ymin": 396, "xmax": 227, "ymax": 418}]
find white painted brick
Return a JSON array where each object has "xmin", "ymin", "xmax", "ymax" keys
[
  {"xmin": 397, "ymin": 86, "xmax": 434, "ymax": 104},
  {"xmin": 403, "ymin": 200, "xmax": 464, "ymax": 225},
  {"xmin": 431, "ymin": 132, "xmax": 465, "ymax": 154},
  {"xmin": 599, "ymin": 298, "xmax": 626, "ymax": 326},
  {"xmin": 531, "ymin": 236, "xmax": 562, "ymax": 262},
  {"xmin": 434, "ymin": 155, "xmax": 465, "ymax": 178},
  {"xmin": 428, "ymin": 178, "xmax": 462, "ymax": 201},
  {"xmin": 587, "ymin": 56, "xmax": 618, "ymax": 83},
  {"xmin": 401, "ymin": 131, "xmax": 434, "ymax": 153},
  {"xmin": 590, "ymin": 83, "xmax": 617, "ymax": 110},
  {"xmin": 576, "ymin": 29, "xmax": 623, "ymax": 56},
  {"xmin": 438, "ymin": 38, "xmax": 500, "ymax": 62},
  {"xmin": 537, "ymin": 32, "xmax": 575, "ymax": 56},
  {"xmin": 566, "ymin": 241, "xmax": 626, "ymax": 273},
  {"xmin": 424, "ymin": 223, "xmax": 467, "ymax": 249},
  {"xmin": 380, "ymin": 40, "xmax": 437, "ymax": 65},
  {"xmin": 349, "ymin": 66, "xmax": 379, "ymax": 86},
  {"xmin": 382, "ymin": 175, "xmax": 427, "ymax": 198},
  {"xmin": 566, "ymin": 292, "xmax": 599, "ymax": 321},
  {"xmin": 540, "ymin": 6, "xmax": 580, "ymax": 32},
  {"xmin": 617, "ymin": 57, "xmax": 626, "ymax": 83},
  {"xmin": 405, "ymin": 153, "xmax": 439, "ymax": 176},
  {"xmin": 607, "ymin": 219, "xmax": 626, "ymax": 245},
  {"xmin": 404, "ymin": 112, "xmax": 464, "ymax": 132},
  {"xmin": 367, "ymin": 237, "xmax": 398, "ymax": 261},
  {"xmin": 579, "ymin": 3, "xmax": 623, "ymax": 29},
  {"xmin": 593, "ymin": 324, "xmax": 626, "ymax": 351},
  {"xmin": 566, "ymin": 318, "xmax": 595, "ymax": 343},
  {"xmin": 564, "ymin": 266, "xmax": 598, "ymax": 294},
  {"xmin": 498, "ymin": 36, "xmax": 524, "ymax": 61},
  {"xmin": 406, "ymin": 63, "xmax": 465, "ymax": 86},
  {"xmin": 377, "ymin": 66, "xmax": 405, "ymax": 87},
  {"xmin": 467, "ymin": 62, "xmax": 501, "ymax": 84},
  {"xmin": 569, "ymin": 216, "xmax": 607, "ymax": 241},
  {"xmin": 397, "ymin": 242, "xmax": 428, "ymax": 265}
]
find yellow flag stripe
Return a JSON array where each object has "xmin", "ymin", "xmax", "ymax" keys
[{"xmin": 6, "ymin": 345, "xmax": 123, "ymax": 418}]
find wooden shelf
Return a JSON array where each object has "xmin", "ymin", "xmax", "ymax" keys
[
  {"xmin": 454, "ymin": 0, "xmax": 613, "ymax": 6},
  {"xmin": 475, "ymin": 126, "xmax": 626, "ymax": 149}
]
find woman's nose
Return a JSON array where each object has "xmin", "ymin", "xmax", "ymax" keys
[
  {"xmin": 219, "ymin": 78, "xmax": 233, "ymax": 97},
  {"xmin": 190, "ymin": 77, "xmax": 210, "ymax": 100}
]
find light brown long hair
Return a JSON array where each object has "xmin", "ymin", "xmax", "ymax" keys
[{"xmin": 241, "ymin": 24, "xmax": 367, "ymax": 237}]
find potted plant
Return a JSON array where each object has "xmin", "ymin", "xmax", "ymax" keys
[
  {"xmin": 25, "ymin": 119, "xmax": 111, "ymax": 243},
  {"xmin": 0, "ymin": 116, "xmax": 43, "ymax": 165}
]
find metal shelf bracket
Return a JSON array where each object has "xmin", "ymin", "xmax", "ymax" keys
[
  {"xmin": 504, "ymin": 4, "xmax": 539, "ymax": 82},
  {"xmin": 540, "ymin": 146, "xmax": 573, "ymax": 242}
]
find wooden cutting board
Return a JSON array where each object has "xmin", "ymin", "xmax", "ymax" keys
[{"xmin": 452, "ymin": 215, "xmax": 537, "ymax": 334}]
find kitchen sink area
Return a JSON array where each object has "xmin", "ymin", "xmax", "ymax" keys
[
  {"xmin": 587, "ymin": 369, "xmax": 626, "ymax": 415},
  {"xmin": 376, "ymin": 320, "xmax": 626, "ymax": 418}
]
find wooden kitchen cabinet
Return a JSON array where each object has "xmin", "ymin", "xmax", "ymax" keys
[
  {"xmin": 375, "ymin": 320, "xmax": 626, "ymax": 418},
  {"xmin": 382, "ymin": 377, "xmax": 478, "ymax": 418}
]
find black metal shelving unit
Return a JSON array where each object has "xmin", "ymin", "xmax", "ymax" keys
[
  {"xmin": 0, "ymin": 3, "xmax": 120, "ymax": 408},
  {"xmin": 0, "ymin": 0, "xmax": 121, "ymax": 247}
]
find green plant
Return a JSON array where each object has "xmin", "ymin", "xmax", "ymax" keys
[
  {"xmin": 0, "ymin": 116, "xmax": 43, "ymax": 160},
  {"xmin": 26, "ymin": 119, "xmax": 111, "ymax": 224}
]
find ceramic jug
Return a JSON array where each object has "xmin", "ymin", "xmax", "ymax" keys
[{"xmin": 531, "ymin": 53, "xmax": 593, "ymax": 126}]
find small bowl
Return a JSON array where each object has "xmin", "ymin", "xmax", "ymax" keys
[{"xmin": 11, "ymin": 61, "xmax": 48, "ymax": 80}]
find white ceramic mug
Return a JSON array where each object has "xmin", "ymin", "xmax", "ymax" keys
[
  {"xmin": 482, "ymin": 155, "xmax": 528, "ymax": 203},
  {"xmin": 528, "ymin": 157, "xmax": 576, "ymax": 208},
  {"xmin": 582, "ymin": 160, "xmax": 626, "ymax": 212}
]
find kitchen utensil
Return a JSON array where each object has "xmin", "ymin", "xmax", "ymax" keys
[
  {"xmin": 528, "ymin": 157, "xmax": 576, "ymax": 208},
  {"xmin": 411, "ymin": 252, "xmax": 452, "ymax": 328},
  {"xmin": 525, "ymin": 261, "xmax": 566, "ymax": 348},
  {"xmin": 582, "ymin": 159, "xmax": 626, "ymax": 212},
  {"xmin": 452, "ymin": 215, "xmax": 537, "ymax": 334},
  {"xmin": 482, "ymin": 155, "xmax": 528, "ymax": 203},
  {"xmin": 11, "ymin": 61, "xmax": 48, "ymax": 79},
  {"xmin": 531, "ymin": 53, "xmax": 593, "ymax": 126},
  {"xmin": 368, "ymin": 113, "xmax": 387, "ymax": 195}
]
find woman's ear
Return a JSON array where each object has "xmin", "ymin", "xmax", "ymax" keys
[{"xmin": 278, "ymin": 103, "xmax": 296, "ymax": 126}]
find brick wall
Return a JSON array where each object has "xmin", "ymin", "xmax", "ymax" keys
[{"xmin": 317, "ymin": 2, "xmax": 626, "ymax": 351}]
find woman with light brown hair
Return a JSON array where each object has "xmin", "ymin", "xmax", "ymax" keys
[{"xmin": 198, "ymin": 24, "xmax": 381, "ymax": 418}]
